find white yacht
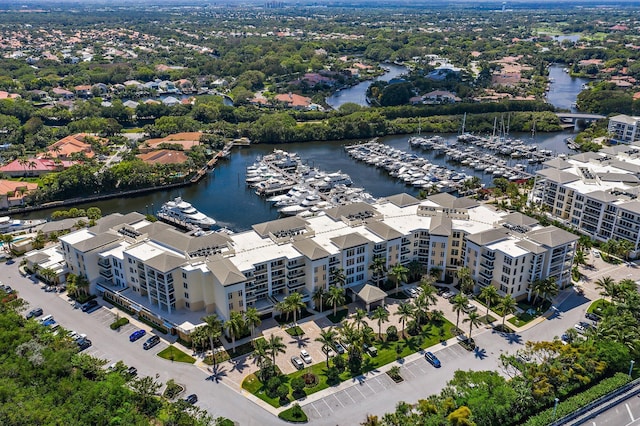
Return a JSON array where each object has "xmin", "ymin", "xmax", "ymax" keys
[{"xmin": 159, "ymin": 197, "xmax": 216, "ymax": 229}]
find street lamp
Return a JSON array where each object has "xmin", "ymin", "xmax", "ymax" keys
[
  {"xmin": 552, "ymin": 397, "xmax": 559, "ymax": 420},
  {"xmin": 629, "ymin": 360, "xmax": 635, "ymax": 379}
]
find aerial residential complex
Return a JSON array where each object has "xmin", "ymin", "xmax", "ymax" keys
[
  {"xmin": 530, "ymin": 145, "xmax": 640, "ymax": 252},
  {"xmin": 27, "ymin": 193, "xmax": 576, "ymax": 327},
  {"xmin": 608, "ymin": 114, "xmax": 640, "ymax": 144}
]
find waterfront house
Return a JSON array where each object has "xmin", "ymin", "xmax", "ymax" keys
[
  {"xmin": 141, "ymin": 132, "xmax": 202, "ymax": 153},
  {"xmin": 0, "ymin": 158, "xmax": 75, "ymax": 177},
  {"xmin": 136, "ymin": 149, "xmax": 189, "ymax": 165},
  {"xmin": 0, "ymin": 180, "xmax": 37, "ymax": 209},
  {"xmin": 46, "ymin": 133, "xmax": 105, "ymax": 160},
  {"xmin": 274, "ymin": 93, "xmax": 312, "ymax": 110}
]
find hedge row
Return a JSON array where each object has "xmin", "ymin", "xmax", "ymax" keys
[
  {"xmin": 109, "ymin": 317, "xmax": 130, "ymax": 330},
  {"xmin": 522, "ymin": 373, "xmax": 631, "ymax": 426}
]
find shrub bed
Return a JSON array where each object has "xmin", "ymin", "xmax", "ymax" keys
[
  {"xmin": 278, "ymin": 404, "xmax": 308, "ymax": 423},
  {"xmin": 110, "ymin": 317, "xmax": 130, "ymax": 330}
]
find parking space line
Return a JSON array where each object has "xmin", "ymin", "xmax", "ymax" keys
[
  {"xmin": 308, "ymin": 403, "xmax": 322, "ymax": 419},
  {"xmin": 342, "ymin": 389, "xmax": 356, "ymax": 404},
  {"xmin": 321, "ymin": 398, "xmax": 334, "ymax": 413},
  {"xmin": 627, "ymin": 403, "xmax": 635, "ymax": 421}
]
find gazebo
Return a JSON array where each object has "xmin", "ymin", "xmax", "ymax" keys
[{"xmin": 351, "ymin": 283, "xmax": 387, "ymax": 312}]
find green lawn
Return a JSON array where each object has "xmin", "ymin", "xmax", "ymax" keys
[
  {"xmin": 243, "ymin": 319, "xmax": 455, "ymax": 408},
  {"xmin": 326, "ymin": 309, "xmax": 349, "ymax": 324},
  {"xmin": 157, "ymin": 346, "xmax": 196, "ymax": 364},
  {"xmin": 278, "ymin": 404, "xmax": 308, "ymax": 423},
  {"xmin": 588, "ymin": 299, "xmax": 610, "ymax": 315},
  {"xmin": 508, "ymin": 312, "xmax": 535, "ymax": 327},
  {"xmin": 286, "ymin": 326, "xmax": 305, "ymax": 337}
]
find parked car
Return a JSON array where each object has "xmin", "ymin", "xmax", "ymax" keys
[
  {"xmin": 463, "ymin": 303, "xmax": 477, "ymax": 313},
  {"xmin": 184, "ymin": 394, "xmax": 198, "ymax": 405},
  {"xmin": 300, "ymin": 349, "xmax": 312, "ymax": 364},
  {"xmin": 585, "ymin": 312, "xmax": 600, "ymax": 322},
  {"xmin": 363, "ymin": 343, "xmax": 377, "ymax": 357},
  {"xmin": 143, "ymin": 335, "xmax": 161, "ymax": 350},
  {"xmin": 424, "ymin": 351, "xmax": 441, "ymax": 368},
  {"xmin": 291, "ymin": 356, "xmax": 304, "ymax": 370},
  {"xmin": 442, "ymin": 291, "xmax": 454, "ymax": 299},
  {"xmin": 41, "ymin": 315, "xmax": 56, "ymax": 327},
  {"xmin": 405, "ymin": 288, "xmax": 418, "ymax": 298},
  {"xmin": 333, "ymin": 341, "xmax": 346, "ymax": 355},
  {"xmin": 322, "ymin": 345, "xmax": 336, "ymax": 358},
  {"xmin": 574, "ymin": 323, "xmax": 586, "ymax": 334},
  {"xmin": 126, "ymin": 366, "xmax": 138, "ymax": 377},
  {"xmin": 81, "ymin": 300, "xmax": 99, "ymax": 312},
  {"xmin": 77, "ymin": 338, "xmax": 92, "ymax": 351},
  {"xmin": 129, "ymin": 329, "xmax": 146, "ymax": 342},
  {"xmin": 26, "ymin": 307, "xmax": 43, "ymax": 319}
]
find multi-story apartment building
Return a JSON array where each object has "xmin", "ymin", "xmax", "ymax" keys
[
  {"xmin": 40, "ymin": 193, "xmax": 576, "ymax": 324},
  {"xmin": 608, "ymin": 114, "xmax": 640, "ymax": 144},
  {"xmin": 530, "ymin": 146, "xmax": 640, "ymax": 252}
]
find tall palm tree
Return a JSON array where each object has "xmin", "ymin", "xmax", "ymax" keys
[
  {"xmin": 369, "ymin": 256, "xmax": 387, "ymax": 287},
  {"xmin": 573, "ymin": 250, "xmax": 587, "ymax": 267},
  {"xmin": 456, "ymin": 266, "xmax": 474, "ymax": 295},
  {"xmin": 479, "ymin": 285, "xmax": 499, "ymax": 319},
  {"xmin": 190, "ymin": 326, "xmax": 208, "ymax": 354},
  {"xmin": 371, "ymin": 305, "xmax": 389, "ymax": 340},
  {"xmin": 407, "ymin": 260, "xmax": 424, "ymax": 282},
  {"xmin": 202, "ymin": 314, "xmax": 223, "ymax": 366},
  {"xmin": 266, "ymin": 334, "xmax": 286, "ymax": 366},
  {"xmin": 578, "ymin": 235, "xmax": 593, "ymax": 252},
  {"xmin": 539, "ymin": 277, "xmax": 559, "ymax": 306},
  {"xmin": 418, "ymin": 278, "xmax": 438, "ymax": 307},
  {"xmin": 312, "ymin": 286, "xmax": 327, "ymax": 312},
  {"xmin": 530, "ymin": 278, "xmax": 546, "ymax": 306},
  {"xmin": 327, "ymin": 285, "xmax": 346, "ymax": 316},
  {"xmin": 284, "ymin": 291, "xmax": 306, "ymax": 325},
  {"xmin": 595, "ymin": 276, "xmax": 617, "ymax": 301},
  {"xmin": 395, "ymin": 302, "xmax": 414, "ymax": 339},
  {"xmin": 276, "ymin": 300, "xmax": 291, "ymax": 322},
  {"xmin": 339, "ymin": 321, "xmax": 362, "ymax": 363},
  {"xmin": 617, "ymin": 239, "xmax": 634, "ymax": 260},
  {"xmin": 1, "ymin": 234, "xmax": 14, "ymax": 253},
  {"xmin": 244, "ymin": 307, "xmax": 261, "ymax": 341},
  {"xmin": 498, "ymin": 295, "xmax": 517, "ymax": 328},
  {"xmin": 225, "ymin": 311, "xmax": 245, "ymax": 354},
  {"xmin": 413, "ymin": 292, "xmax": 430, "ymax": 326},
  {"xmin": 353, "ymin": 308, "xmax": 368, "ymax": 331},
  {"xmin": 389, "ymin": 263, "xmax": 409, "ymax": 295},
  {"xmin": 451, "ymin": 294, "xmax": 469, "ymax": 332},
  {"xmin": 330, "ymin": 267, "xmax": 346, "ymax": 287},
  {"xmin": 315, "ymin": 327, "xmax": 338, "ymax": 367},
  {"xmin": 463, "ymin": 311, "xmax": 482, "ymax": 340},
  {"xmin": 252, "ymin": 338, "xmax": 271, "ymax": 380}
]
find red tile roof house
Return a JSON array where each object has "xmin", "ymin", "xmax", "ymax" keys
[
  {"xmin": 136, "ymin": 149, "xmax": 189, "ymax": 165},
  {"xmin": 274, "ymin": 93, "xmax": 312, "ymax": 110},
  {"xmin": 140, "ymin": 132, "xmax": 202, "ymax": 153},
  {"xmin": 74, "ymin": 85, "xmax": 92, "ymax": 98},
  {"xmin": 0, "ymin": 158, "xmax": 75, "ymax": 177},
  {"xmin": 52, "ymin": 87, "xmax": 74, "ymax": 100},
  {"xmin": 0, "ymin": 180, "xmax": 38, "ymax": 209},
  {"xmin": 46, "ymin": 133, "xmax": 105, "ymax": 160}
]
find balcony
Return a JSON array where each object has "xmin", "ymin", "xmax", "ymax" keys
[
  {"xmin": 481, "ymin": 252, "xmax": 495, "ymax": 261},
  {"xmin": 99, "ymin": 269, "xmax": 113, "ymax": 278},
  {"xmin": 97, "ymin": 258, "xmax": 110, "ymax": 268}
]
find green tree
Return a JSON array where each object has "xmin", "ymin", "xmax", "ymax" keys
[
  {"xmin": 498, "ymin": 295, "xmax": 517, "ymax": 328},
  {"xmin": 463, "ymin": 311, "xmax": 482, "ymax": 340},
  {"xmin": 202, "ymin": 314, "xmax": 223, "ymax": 366},
  {"xmin": 479, "ymin": 285, "xmax": 499, "ymax": 319},
  {"xmin": 389, "ymin": 263, "xmax": 409, "ymax": 295},
  {"xmin": 372, "ymin": 305, "xmax": 390, "ymax": 340},
  {"xmin": 327, "ymin": 285, "xmax": 346, "ymax": 316},
  {"xmin": 312, "ymin": 285, "xmax": 327, "ymax": 312},
  {"xmin": 456, "ymin": 266, "xmax": 475, "ymax": 295},
  {"xmin": 267, "ymin": 334, "xmax": 287, "ymax": 366},
  {"xmin": 369, "ymin": 256, "xmax": 387, "ymax": 287},
  {"xmin": 244, "ymin": 307, "xmax": 261, "ymax": 341},
  {"xmin": 451, "ymin": 294, "xmax": 469, "ymax": 332},
  {"xmin": 330, "ymin": 267, "xmax": 346, "ymax": 287},
  {"xmin": 224, "ymin": 311, "xmax": 245, "ymax": 354},
  {"xmin": 394, "ymin": 302, "xmax": 414, "ymax": 339},
  {"xmin": 284, "ymin": 291, "xmax": 306, "ymax": 326},
  {"xmin": 315, "ymin": 327, "xmax": 338, "ymax": 367}
]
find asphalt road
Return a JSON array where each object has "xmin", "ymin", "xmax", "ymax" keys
[
  {"xmin": 1, "ymin": 258, "xmax": 605, "ymax": 426},
  {"xmin": 584, "ymin": 392, "xmax": 640, "ymax": 426}
]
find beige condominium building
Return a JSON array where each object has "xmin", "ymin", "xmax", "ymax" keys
[
  {"xmin": 43, "ymin": 193, "xmax": 576, "ymax": 323},
  {"xmin": 530, "ymin": 145, "xmax": 640, "ymax": 253}
]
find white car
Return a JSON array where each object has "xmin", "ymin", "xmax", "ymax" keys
[
  {"xmin": 300, "ymin": 349, "xmax": 312, "ymax": 364},
  {"xmin": 574, "ymin": 323, "xmax": 586, "ymax": 334}
]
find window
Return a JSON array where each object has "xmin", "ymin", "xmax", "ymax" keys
[
  {"xmin": 182, "ymin": 272, "xmax": 187, "ymax": 279},
  {"xmin": 183, "ymin": 283, "xmax": 188, "ymax": 289},
  {"xmin": 229, "ymin": 303, "xmax": 233, "ymax": 310},
  {"xmin": 237, "ymin": 290, "xmax": 243, "ymax": 297},
  {"xmin": 228, "ymin": 293, "xmax": 233, "ymax": 300},
  {"xmin": 441, "ymin": 242, "xmax": 446, "ymax": 248},
  {"xmin": 185, "ymin": 302, "xmax": 190, "ymax": 308},
  {"xmin": 452, "ymin": 240, "xmax": 460, "ymax": 247},
  {"xmin": 184, "ymin": 292, "xmax": 189, "ymax": 299}
]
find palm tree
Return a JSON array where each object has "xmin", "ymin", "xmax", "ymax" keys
[
  {"xmin": 617, "ymin": 239, "xmax": 634, "ymax": 260},
  {"xmin": 330, "ymin": 267, "xmax": 346, "ymax": 287},
  {"xmin": 315, "ymin": 327, "xmax": 338, "ymax": 367},
  {"xmin": 578, "ymin": 235, "xmax": 593, "ymax": 252},
  {"xmin": 539, "ymin": 277, "xmax": 559, "ymax": 306},
  {"xmin": 389, "ymin": 263, "xmax": 409, "ymax": 295},
  {"xmin": 202, "ymin": 314, "xmax": 223, "ymax": 366},
  {"xmin": 17, "ymin": 157, "xmax": 28, "ymax": 177},
  {"xmin": 251, "ymin": 338, "xmax": 271, "ymax": 380},
  {"xmin": 225, "ymin": 311, "xmax": 245, "ymax": 354},
  {"xmin": 266, "ymin": 334, "xmax": 286, "ymax": 366},
  {"xmin": 327, "ymin": 285, "xmax": 346, "ymax": 316},
  {"xmin": 595, "ymin": 276, "xmax": 617, "ymax": 301},
  {"xmin": 498, "ymin": 295, "xmax": 517, "ymax": 328},
  {"xmin": 418, "ymin": 278, "xmax": 438, "ymax": 307},
  {"xmin": 413, "ymin": 292, "xmax": 430, "ymax": 326},
  {"xmin": 244, "ymin": 307, "xmax": 261, "ymax": 341},
  {"xmin": 456, "ymin": 266, "xmax": 474, "ymax": 295},
  {"xmin": 463, "ymin": 311, "xmax": 482, "ymax": 340},
  {"xmin": 573, "ymin": 250, "xmax": 587, "ymax": 267},
  {"xmin": 276, "ymin": 300, "xmax": 291, "ymax": 322},
  {"xmin": 451, "ymin": 294, "xmax": 469, "ymax": 332},
  {"xmin": 371, "ymin": 305, "xmax": 389, "ymax": 340},
  {"xmin": 312, "ymin": 286, "xmax": 327, "ymax": 312},
  {"xmin": 353, "ymin": 308, "xmax": 368, "ymax": 331},
  {"xmin": 284, "ymin": 291, "xmax": 306, "ymax": 325},
  {"xmin": 479, "ymin": 285, "xmax": 499, "ymax": 319},
  {"xmin": 369, "ymin": 256, "xmax": 387, "ymax": 287},
  {"xmin": 395, "ymin": 302, "xmax": 414, "ymax": 339},
  {"xmin": 407, "ymin": 260, "xmax": 424, "ymax": 282},
  {"xmin": 339, "ymin": 321, "xmax": 362, "ymax": 362},
  {"xmin": 190, "ymin": 326, "xmax": 208, "ymax": 354},
  {"xmin": 1, "ymin": 233, "xmax": 13, "ymax": 253},
  {"xmin": 75, "ymin": 274, "xmax": 90, "ymax": 297}
]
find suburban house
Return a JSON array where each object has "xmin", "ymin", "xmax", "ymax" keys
[
  {"xmin": 274, "ymin": 93, "xmax": 312, "ymax": 110},
  {"xmin": 46, "ymin": 133, "xmax": 107, "ymax": 160},
  {"xmin": 140, "ymin": 132, "xmax": 202, "ymax": 153},
  {"xmin": 0, "ymin": 158, "xmax": 75, "ymax": 177},
  {"xmin": 136, "ymin": 149, "xmax": 189, "ymax": 165},
  {"xmin": 0, "ymin": 180, "xmax": 38, "ymax": 209}
]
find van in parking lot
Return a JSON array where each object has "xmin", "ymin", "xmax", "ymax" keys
[
  {"xmin": 81, "ymin": 300, "xmax": 99, "ymax": 312},
  {"xmin": 143, "ymin": 335, "xmax": 160, "ymax": 350},
  {"xmin": 39, "ymin": 314, "xmax": 54, "ymax": 325}
]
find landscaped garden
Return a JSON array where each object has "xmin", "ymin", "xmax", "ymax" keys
[
  {"xmin": 157, "ymin": 346, "xmax": 196, "ymax": 364},
  {"xmin": 242, "ymin": 316, "xmax": 454, "ymax": 408}
]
